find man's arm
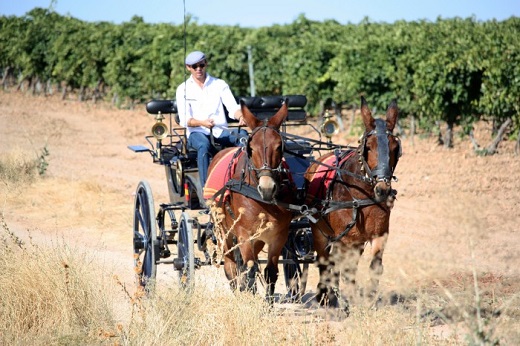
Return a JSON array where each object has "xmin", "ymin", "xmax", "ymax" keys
[{"xmin": 220, "ymin": 83, "xmax": 244, "ymax": 124}]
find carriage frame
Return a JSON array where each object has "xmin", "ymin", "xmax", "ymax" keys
[{"xmin": 129, "ymin": 95, "xmax": 348, "ymax": 296}]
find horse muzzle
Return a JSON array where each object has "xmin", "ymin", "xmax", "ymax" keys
[
  {"xmin": 373, "ymin": 180, "xmax": 398, "ymax": 208},
  {"xmin": 373, "ymin": 180, "xmax": 393, "ymax": 203},
  {"xmin": 257, "ymin": 175, "xmax": 278, "ymax": 202}
]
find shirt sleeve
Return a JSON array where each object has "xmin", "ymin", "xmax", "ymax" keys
[
  {"xmin": 175, "ymin": 83, "xmax": 188, "ymax": 127},
  {"xmin": 220, "ymin": 82, "xmax": 240, "ymax": 119}
]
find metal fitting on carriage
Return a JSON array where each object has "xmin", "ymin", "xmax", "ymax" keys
[
  {"xmin": 151, "ymin": 112, "xmax": 168, "ymax": 140},
  {"xmin": 299, "ymin": 205, "xmax": 318, "ymax": 223},
  {"xmin": 320, "ymin": 110, "xmax": 339, "ymax": 138}
]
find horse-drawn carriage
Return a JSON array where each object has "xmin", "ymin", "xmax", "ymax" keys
[{"xmin": 129, "ymin": 94, "xmax": 400, "ymax": 309}]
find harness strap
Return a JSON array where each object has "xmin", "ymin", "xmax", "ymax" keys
[
  {"xmin": 326, "ymin": 207, "xmax": 359, "ymax": 249},
  {"xmin": 322, "ymin": 198, "xmax": 377, "ymax": 215},
  {"xmin": 284, "ymin": 148, "xmax": 372, "ymax": 184},
  {"xmin": 211, "ymin": 178, "xmax": 304, "ymax": 212},
  {"xmin": 312, "ymin": 206, "xmax": 359, "ymax": 250}
]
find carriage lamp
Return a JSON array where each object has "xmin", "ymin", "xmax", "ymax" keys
[
  {"xmin": 151, "ymin": 112, "xmax": 169, "ymax": 140},
  {"xmin": 320, "ymin": 110, "xmax": 339, "ymax": 138}
]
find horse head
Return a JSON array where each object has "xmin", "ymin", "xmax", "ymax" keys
[
  {"xmin": 358, "ymin": 96, "xmax": 401, "ymax": 204},
  {"xmin": 241, "ymin": 99, "xmax": 288, "ymax": 202}
]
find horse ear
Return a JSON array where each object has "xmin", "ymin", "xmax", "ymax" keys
[
  {"xmin": 386, "ymin": 99, "xmax": 398, "ymax": 132},
  {"xmin": 267, "ymin": 98, "xmax": 289, "ymax": 129},
  {"xmin": 360, "ymin": 96, "xmax": 375, "ymax": 131},
  {"xmin": 240, "ymin": 99, "xmax": 263, "ymax": 130}
]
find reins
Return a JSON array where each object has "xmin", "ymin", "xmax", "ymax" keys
[{"xmin": 209, "ymin": 118, "xmax": 399, "ymax": 248}]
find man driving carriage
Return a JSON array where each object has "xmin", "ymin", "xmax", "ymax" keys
[{"xmin": 175, "ymin": 50, "xmax": 248, "ymax": 187}]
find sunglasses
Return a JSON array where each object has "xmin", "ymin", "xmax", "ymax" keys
[{"xmin": 190, "ymin": 63, "xmax": 206, "ymax": 69}]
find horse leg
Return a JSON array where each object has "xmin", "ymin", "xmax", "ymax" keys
[
  {"xmin": 223, "ymin": 239, "xmax": 239, "ymax": 291},
  {"xmin": 367, "ymin": 234, "xmax": 388, "ymax": 300},
  {"xmin": 334, "ymin": 245, "xmax": 365, "ymax": 313},
  {"xmin": 316, "ymin": 258, "xmax": 331, "ymax": 305},
  {"xmin": 238, "ymin": 239, "xmax": 259, "ymax": 294},
  {"xmin": 263, "ymin": 240, "xmax": 286, "ymax": 305},
  {"xmin": 312, "ymin": 231, "xmax": 329, "ymax": 305}
]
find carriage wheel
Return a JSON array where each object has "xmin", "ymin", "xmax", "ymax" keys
[
  {"xmin": 176, "ymin": 212, "xmax": 195, "ymax": 288},
  {"xmin": 133, "ymin": 180, "xmax": 159, "ymax": 292},
  {"xmin": 282, "ymin": 248, "xmax": 309, "ymax": 302}
]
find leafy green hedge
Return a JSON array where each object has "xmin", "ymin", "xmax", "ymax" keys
[{"xmin": 1, "ymin": 9, "xmax": 519, "ymax": 136}]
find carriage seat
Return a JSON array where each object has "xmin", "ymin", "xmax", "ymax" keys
[
  {"xmin": 236, "ymin": 95, "xmax": 307, "ymax": 122},
  {"xmin": 146, "ymin": 95, "xmax": 308, "ymax": 122},
  {"xmin": 145, "ymin": 96, "xmax": 310, "ymax": 166},
  {"xmin": 146, "ymin": 99, "xmax": 177, "ymax": 115}
]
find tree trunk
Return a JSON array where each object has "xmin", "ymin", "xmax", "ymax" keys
[
  {"xmin": 435, "ymin": 121, "xmax": 444, "ymax": 146},
  {"xmin": 78, "ymin": 85, "xmax": 85, "ymax": 102},
  {"xmin": 112, "ymin": 93, "xmax": 119, "ymax": 106},
  {"xmin": 410, "ymin": 115, "xmax": 415, "ymax": 147},
  {"xmin": 93, "ymin": 79, "xmax": 103, "ymax": 103},
  {"xmin": 515, "ymin": 129, "xmax": 520, "ymax": 156},
  {"xmin": 2, "ymin": 66, "xmax": 11, "ymax": 89},
  {"xmin": 31, "ymin": 77, "xmax": 37, "ymax": 95},
  {"xmin": 469, "ymin": 129, "xmax": 480, "ymax": 151},
  {"xmin": 61, "ymin": 82, "xmax": 68, "ymax": 100},
  {"xmin": 485, "ymin": 117, "xmax": 512, "ymax": 155},
  {"xmin": 45, "ymin": 79, "xmax": 53, "ymax": 96},
  {"xmin": 443, "ymin": 121, "xmax": 453, "ymax": 148}
]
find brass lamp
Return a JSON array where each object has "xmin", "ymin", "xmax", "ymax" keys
[
  {"xmin": 151, "ymin": 112, "xmax": 168, "ymax": 140},
  {"xmin": 320, "ymin": 110, "xmax": 339, "ymax": 138}
]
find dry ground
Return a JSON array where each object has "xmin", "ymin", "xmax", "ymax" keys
[{"xmin": 1, "ymin": 91, "xmax": 519, "ymax": 341}]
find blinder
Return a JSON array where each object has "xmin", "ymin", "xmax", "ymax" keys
[{"xmin": 359, "ymin": 118, "xmax": 401, "ymax": 184}]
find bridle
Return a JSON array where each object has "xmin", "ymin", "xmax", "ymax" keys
[
  {"xmin": 315, "ymin": 118, "xmax": 401, "ymax": 247},
  {"xmin": 357, "ymin": 118, "xmax": 401, "ymax": 186},
  {"xmin": 246, "ymin": 125, "xmax": 285, "ymax": 180}
]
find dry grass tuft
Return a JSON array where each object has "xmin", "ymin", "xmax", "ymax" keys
[
  {"xmin": 0, "ymin": 148, "xmax": 40, "ymax": 186},
  {"xmin": 0, "ymin": 215, "xmax": 120, "ymax": 345},
  {"xmin": 2, "ymin": 200, "xmax": 520, "ymax": 344}
]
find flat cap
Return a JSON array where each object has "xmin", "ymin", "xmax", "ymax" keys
[{"xmin": 185, "ymin": 51, "xmax": 206, "ymax": 65}]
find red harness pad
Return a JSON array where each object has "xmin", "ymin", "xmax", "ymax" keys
[
  {"xmin": 305, "ymin": 151, "xmax": 355, "ymax": 204},
  {"xmin": 203, "ymin": 149, "xmax": 295, "ymax": 202},
  {"xmin": 203, "ymin": 148, "xmax": 242, "ymax": 201}
]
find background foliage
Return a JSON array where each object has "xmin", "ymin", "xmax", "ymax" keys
[{"xmin": 1, "ymin": 9, "xmax": 519, "ymax": 136}]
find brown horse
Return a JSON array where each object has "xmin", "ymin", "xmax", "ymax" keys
[
  {"xmin": 205, "ymin": 100, "xmax": 295, "ymax": 302},
  {"xmin": 304, "ymin": 96, "xmax": 401, "ymax": 312}
]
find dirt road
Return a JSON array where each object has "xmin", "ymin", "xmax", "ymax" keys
[{"xmin": 1, "ymin": 91, "xmax": 519, "ymax": 296}]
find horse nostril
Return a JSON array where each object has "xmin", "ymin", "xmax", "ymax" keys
[{"xmin": 375, "ymin": 185, "xmax": 390, "ymax": 199}]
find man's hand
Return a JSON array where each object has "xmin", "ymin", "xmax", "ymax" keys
[
  {"xmin": 235, "ymin": 110, "xmax": 246, "ymax": 126},
  {"xmin": 202, "ymin": 119, "xmax": 215, "ymax": 129},
  {"xmin": 189, "ymin": 118, "xmax": 214, "ymax": 129}
]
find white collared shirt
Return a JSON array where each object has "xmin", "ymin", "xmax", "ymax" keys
[{"xmin": 175, "ymin": 73, "xmax": 240, "ymax": 138}]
